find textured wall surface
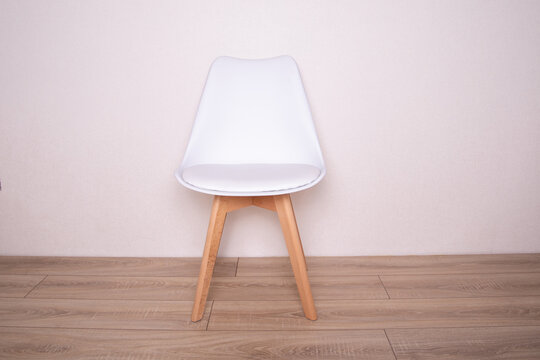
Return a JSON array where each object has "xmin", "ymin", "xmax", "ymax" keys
[{"xmin": 1, "ymin": 0, "xmax": 539, "ymax": 256}]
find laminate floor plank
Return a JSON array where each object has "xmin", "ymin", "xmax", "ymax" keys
[
  {"xmin": 0, "ymin": 298, "xmax": 209, "ymax": 330},
  {"xmin": 386, "ymin": 326, "xmax": 540, "ymax": 360},
  {"xmin": 27, "ymin": 275, "xmax": 388, "ymax": 301},
  {"xmin": 381, "ymin": 273, "xmax": 540, "ymax": 299},
  {"xmin": 27, "ymin": 276, "xmax": 198, "ymax": 300},
  {"xmin": 0, "ymin": 256, "xmax": 237, "ymax": 277},
  {"xmin": 2, "ymin": 254, "xmax": 540, "ymax": 359},
  {"xmin": 236, "ymin": 254, "xmax": 540, "ymax": 277},
  {"xmin": 208, "ymin": 297, "xmax": 540, "ymax": 330},
  {"xmin": 0, "ymin": 327, "xmax": 395, "ymax": 360},
  {"xmin": 0, "ymin": 275, "xmax": 45, "ymax": 298}
]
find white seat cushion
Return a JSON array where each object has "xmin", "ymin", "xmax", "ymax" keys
[{"xmin": 181, "ymin": 164, "xmax": 321, "ymax": 193}]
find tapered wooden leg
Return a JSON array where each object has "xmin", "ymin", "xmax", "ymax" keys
[
  {"xmin": 191, "ymin": 196, "xmax": 227, "ymax": 322},
  {"xmin": 274, "ymin": 194, "xmax": 317, "ymax": 320}
]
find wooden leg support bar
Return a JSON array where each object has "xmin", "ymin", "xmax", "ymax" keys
[{"xmin": 191, "ymin": 194, "xmax": 317, "ymax": 322}]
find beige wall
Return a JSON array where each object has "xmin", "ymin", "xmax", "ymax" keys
[{"xmin": 1, "ymin": 0, "xmax": 539, "ymax": 257}]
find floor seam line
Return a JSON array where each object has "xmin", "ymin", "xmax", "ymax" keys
[
  {"xmin": 23, "ymin": 275, "xmax": 48, "ymax": 298},
  {"xmin": 206, "ymin": 300, "xmax": 214, "ymax": 331},
  {"xmin": 384, "ymin": 329, "xmax": 399, "ymax": 360},
  {"xmin": 378, "ymin": 275, "xmax": 391, "ymax": 299}
]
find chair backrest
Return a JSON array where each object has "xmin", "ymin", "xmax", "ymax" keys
[{"xmin": 180, "ymin": 55, "xmax": 325, "ymax": 171}]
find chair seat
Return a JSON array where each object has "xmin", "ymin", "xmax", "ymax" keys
[{"xmin": 181, "ymin": 164, "xmax": 321, "ymax": 194}]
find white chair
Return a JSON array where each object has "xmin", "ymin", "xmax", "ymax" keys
[{"xmin": 176, "ymin": 55, "xmax": 325, "ymax": 322}]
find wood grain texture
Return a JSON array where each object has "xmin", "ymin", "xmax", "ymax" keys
[
  {"xmin": 209, "ymin": 276, "xmax": 388, "ymax": 301},
  {"xmin": 386, "ymin": 326, "xmax": 540, "ymax": 360},
  {"xmin": 0, "ymin": 275, "xmax": 45, "ymax": 298},
  {"xmin": 27, "ymin": 275, "xmax": 388, "ymax": 300},
  {"xmin": 236, "ymin": 254, "xmax": 540, "ymax": 277},
  {"xmin": 0, "ymin": 298, "xmax": 210, "ymax": 330},
  {"xmin": 252, "ymin": 195, "xmax": 276, "ymax": 211},
  {"xmin": 0, "ymin": 328, "xmax": 396, "ymax": 360},
  {"xmin": 0, "ymin": 256, "xmax": 237, "ymax": 277},
  {"xmin": 219, "ymin": 196, "xmax": 254, "ymax": 212},
  {"xmin": 2, "ymin": 254, "xmax": 540, "ymax": 359},
  {"xmin": 208, "ymin": 297, "xmax": 540, "ymax": 330},
  {"xmin": 274, "ymin": 194, "xmax": 317, "ymax": 320},
  {"xmin": 27, "ymin": 275, "xmax": 199, "ymax": 300},
  {"xmin": 192, "ymin": 195, "xmax": 228, "ymax": 321},
  {"xmin": 381, "ymin": 272, "xmax": 540, "ymax": 299}
]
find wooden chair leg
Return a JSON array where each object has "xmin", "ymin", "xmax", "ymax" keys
[
  {"xmin": 274, "ymin": 194, "xmax": 317, "ymax": 320},
  {"xmin": 191, "ymin": 195, "xmax": 227, "ymax": 322}
]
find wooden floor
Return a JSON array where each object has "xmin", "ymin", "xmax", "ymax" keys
[{"xmin": 1, "ymin": 254, "xmax": 540, "ymax": 359}]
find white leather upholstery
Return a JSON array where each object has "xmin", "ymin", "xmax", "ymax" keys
[
  {"xmin": 182, "ymin": 164, "xmax": 321, "ymax": 194},
  {"xmin": 176, "ymin": 55, "xmax": 325, "ymax": 196}
]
